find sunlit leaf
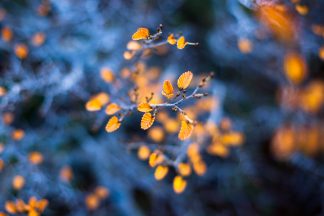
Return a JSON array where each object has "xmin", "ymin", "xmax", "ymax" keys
[
  {"xmin": 178, "ymin": 120, "xmax": 193, "ymax": 140},
  {"xmin": 149, "ymin": 151, "xmax": 164, "ymax": 167},
  {"xmin": 162, "ymin": 80, "xmax": 174, "ymax": 99},
  {"xmin": 284, "ymin": 52, "xmax": 307, "ymax": 85},
  {"xmin": 132, "ymin": 27, "xmax": 150, "ymax": 40},
  {"xmin": 141, "ymin": 112, "xmax": 155, "ymax": 130},
  {"xmin": 100, "ymin": 67, "xmax": 115, "ymax": 83},
  {"xmin": 167, "ymin": 33, "xmax": 177, "ymax": 45},
  {"xmin": 177, "ymin": 163, "xmax": 191, "ymax": 177},
  {"xmin": 177, "ymin": 36, "xmax": 187, "ymax": 49},
  {"xmin": 105, "ymin": 116, "xmax": 121, "ymax": 133},
  {"xmin": 177, "ymin": 71, "xmax": 193, "ymax": 90},
  {"xmin": 105, "ymin": 103, "xmax": 121, "ymax": 115},
  {"xmin": 137, "ymin": 103, "xmax": 153, "ymax": 112},
  {"xmin": 12, "ymin": 175, "xmax": 25, "ymax": 190},
  {"xmin": 15, "ymin": 43, "xmax": 28, "ymax": 59},
  {"xmin": 173, "ymin": 175, "xmax": 187, "ymax": 194},
  {"xmin": 154, "ymin": 165, "xmax": 169, "ymax": 181},
  {"xmin": 137, "ymin": 145, "xmax": 151, "ymax": 160}
]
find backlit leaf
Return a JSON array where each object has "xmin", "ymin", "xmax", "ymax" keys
[
  {"xmin": 162, "ymin": 80, "xmax": 174, "ymax": 99},
  {"xmin": 137, "ymin": 103, "xmax": 153, "ymax": 112},
  {"xmin": 173, "ymin": 175, "xmax": 187, "ymax": 194},
  {"xmin": 167, "ymin": 34, "xmax": 177, "ymax": 45},
  {"xmin": 154, "ymin": 165, "xmax": 169, "ymax": 181},
  {"xmin": 177, "ymin": 36, "xmax": 187, "ymax": 49},
  {"xmin": 178, "ymin": 120, "xmax": 193, "ymax": 140},
  {"xmin": 177, "ymin": 71, "xmax": 193, "ymax": 90},
  {"xmin": 132, "ymin": 27, "xmax": 150, "ymax": 40},
  {"xmin": 141, "ymin": 112, "xmax": 155, "ymax": 130},
  {"xmin": 105, "ymin": 116, "xmax": 121, "ymax": 133},
  {"xmin": 105, "ymin": 103, "xmax": 121, "ymax": 115},
  {"xmin": 284, "ymin": 52, "xmax": 307, "ymax": 85}
]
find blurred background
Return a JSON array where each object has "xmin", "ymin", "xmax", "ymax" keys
[{"xmin": 0, "ymin": 0, "xmax": 323, "ymax": 215}]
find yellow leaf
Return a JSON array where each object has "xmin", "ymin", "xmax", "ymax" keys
[
  {"xmin": 193, "ymin": 160, "xmax": 207, "ymax": 176},
  {"xmin": 132, "ymin": 27, "xmax": 150, "ymax": 40},
  {"xmin": 137, "ymin": 103, "xmax": 153, "ymax": 112},
  {"xmin": 178, "ymin": 120, "xmax": 193, "ymax": 140},
  {"xmin": 94, "ymin": 186, "xmax": 110, "ymax": 199},
  {"xmin": 15, "ymin": 43, "xmax": 28, "ymax": 59},
  {"xmin": 161, "ymin": 80, "xmax": 174, "ymax": 99},
  {"xmin": 28, "ymin": 151, "xmax": 44, "ymax": 165},
  {"xmin": 177, "ymin": 71, "xmax": 193, "ymax": 90},
  {"xmin": 177, "ymin": 36, "xmax": 187, "ymax": 49},
  {"xmin": 105, "ymin": 103, "xmax": 121, "ymax": 115},
  {"xmin": 100, "ymin": 67, "xmax": 115, "ymax": 83},
  {"xmin": 178, "ymin": 163, "xmax": 191, "ymax": 177},
  {"xmin": 105, "ymin": 116, "xmax": 121, "ymax": 133},
  {"xmin": 207, "ymin": 143, "xmax": 229, "ymax": 158},
  {"xmin": 173, "ymin": 175, "xmax": 187, "ymax": 194},
  {"xmin": 295, "ymin": 4, "xmax": 308, "ymax": 15},
  {"xmin": 86, "ymin": 93, "xmax": 110, "ymax": 111},
  {"xmin": 137, "ymin": 145, "xmax": 151, "ymax": 160},
  {"xmin": 12, "ymin": 175, "xmax": 25, "ymax": 190},
  {"xmin": 154, "ymin": 165, "xmax": 169, "ymax": 181},
  {"xmin": 141, "ymin": 112, "xmax": 155, "ymax": 130},
  {"xmin": 149, "ymin": 151, "xmax": 164, "ymax": 167},
  {"xmin": 284, "ymin": 52, "xmax": 307, "ymax": 85},
  {"xmin": 5, "ymin": 201, "xmax": 17, "ymax": 214},
  {"xmin": 167, "ymin": 34, "xmax": 177, "ymax": 45},
  {"xmin": 148, "ymin": 126, "xmax": 164, "ymax": 142}
]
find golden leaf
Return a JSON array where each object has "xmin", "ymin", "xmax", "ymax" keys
[
  {"xmin": 207, "ymin": 143, "xmax": 229, "ymax": 158},
  {"xmin": 193, "ymin": 160, "xmax": 207, "ymax": 176},
  {"xmin": 15, "ymin": 43, "xmax": 28, "ymax": 59},
  {"xmin": 177, "ymin": 36, "xmax": 187, "ymax": 49},
  {"xmin": 141, "ymin": 112, "xmax": 155, "ymax": 130},
  {"xmin": 28, "ymin": 151, "xmax": 44, "ymax": 165},
  {"xmin": 162, "ymin": 80, "xmax": 174, "ymax": 99},
  {"xmin": 105, "ymin": 116, "xmax": 121, "ymax": 133},
  {"xmin": 137, "ymin": 145, "xmax": 151, "ymax": 160},
  {"xmin": 148, "ymin": 126, "xmax": 164, "ymax": 142},
  {"xmin": 5, "ymin": 201, "xmax": 17, "ymax": 214},
  {"xmin": 177, "ymin": 71, "xmax": 193, "ymax": 90},
  {"xmin": 100, "ymin": 67, "xmax": 115, "ymax": 83},
  {"xmin": 149, "ymin": 151, "xmax": 164, "ymax": 167},
  {"xmin": 173, "ymin": 175, "xmax": 187, "ymax": 194},
  {"xmin": 284, "ymin": 52, "xmax": 307, "ymax": 85},
  {"xmin": 132, "ymin": 27, "xmax": 150, "ymax": 40},
  {"xmin": 12, "ymin": 175, "xmax": 25, "ymax": 190},
  {"xmin": 178, "ymin": 163, "xmax": 191, "ymax": 177},
  {"xmin": 154, "ymin": 165, "xmax": 169, "ymax": 181},
  {"xmin": 105, "ymin": 103, "xmax": 121, "ymax": 115},
  {"xmin": 137, "ymin": 103, "xmax": 153, "ymax": 112},
  {"xmin": 178, "ymin": 120, "xmax": 193, "ymax": 140},
  {"xmin": 167, "ymin": 34, "xmax": 177, "ymax": 45}
]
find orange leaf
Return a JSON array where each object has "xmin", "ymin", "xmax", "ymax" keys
[
  {"xmin": 154, "ymin": 165, "xmax": 169, "ymax": 181},
  {"xmin": 178, "ymin": 120, "xmax": 193, "ymax": 140},
  {"xmin": 105, "ymin": 116, "xmax": 121, "ymax": 133},
  {"xmin": 137, "ymin": 103, "xmax": 153, "ymax": 112},
  {"xmin": 177, "ymin": 163, "xmax": 191, "ymax": 177},
  {"xmin": 105, "ymin": 103, "xmax": 121, "ymax": 115},
  {"xmin": 162, "ymin": 80, "xmax": 174, "ymax": 99},
  {"xmin": 177, "ymin": 71, "xmax": 193, "ymax": 90},
  {"xmin": 141, "ymin": 112, "xmax": 155, "ymax": 130},
  {"xmin": 177, "ymin": 36, "xmax": 187, "ymax": 49},
  {"xmin": 284, "ymin": 52, "xmax": 307, "ymax": 85},
  {"xmin": 167, "ymin": 34, "xmax": 177, "ymax": 45},
  {"xmin": 100, "ymin": 67, "xmax": 115, "ymax": 83},
  {"xmin": 173, "ymin": 175, "xmax": 187, "ymax": 194},
  {"xmin": 137, "ymin": 145, "xmax": 151, "ymax": 160},
  {"xmin": 149, "ymin": 151, "xmax": 164, "ymax": 167},
  {"xmin": 132, "ymin": 27, "xmax": 150, "ymax": 40}
]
